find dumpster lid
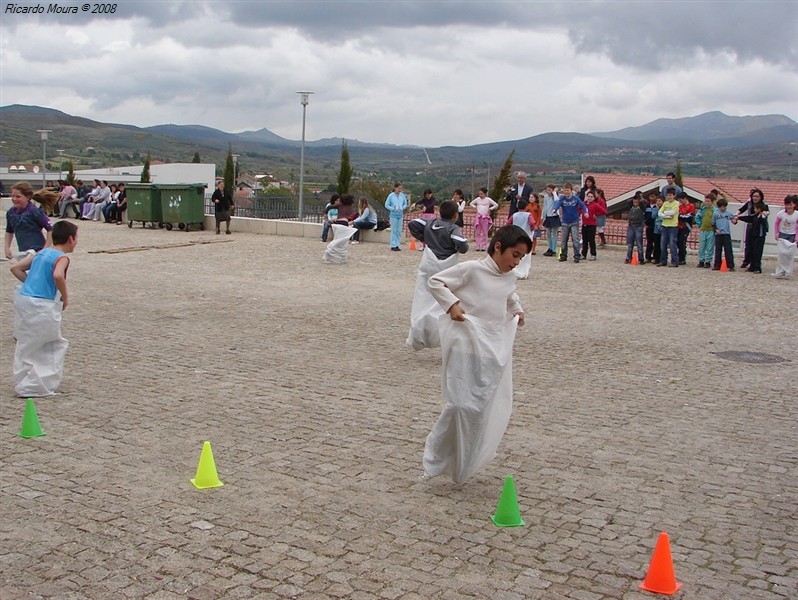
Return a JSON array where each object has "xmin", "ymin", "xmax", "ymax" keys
[{"xmin": 155, "ymin": 183, "xmax": 208, "ymax": 189}]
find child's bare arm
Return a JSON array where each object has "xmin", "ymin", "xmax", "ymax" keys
[
  {"xmin": 52, "ymin": 256, "xmax": 70, "ymax": 309},
  {"xmin": 4, "ymin": 232, "xmax": 14, "ymax": 259},
  {"xmin": 447, "ymin": 302, "xmax": 465, "ymax": 322},
  {"xmin": 10, "ymin": 254, "xmax": 34, "ymax": 282}
]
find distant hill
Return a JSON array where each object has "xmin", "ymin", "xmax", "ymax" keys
[
  {"xmin": 593, "ymin": 111, "xmax": 798, "ymax": 143},
  {"xmin": 1, "ymin": 104, "xmax": 796, "ymax": 183}
]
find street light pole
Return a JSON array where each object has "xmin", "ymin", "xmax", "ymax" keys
[
  {"xmin": 789, "ymin": 143, "xmax": 797, "ymax": 182},
  {"xmin": 37, "ymin": 129, "xmax": 51, "ymax": 189},
  {"xmin": 483, "ymin": 161, "xmax": 490, "ymax": 190},
  {"xmin": 296, "ymin": 91, "xmax": 314, "ymax": 220}
]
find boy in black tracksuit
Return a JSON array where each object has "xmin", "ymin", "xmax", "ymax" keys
[
  {"xmin": 735, "ymin": 202, "xmax": 768, "ymax": 273},
  {"xmin": 407, "ymin": 200, "xmax": 469, "ymax": 259}
]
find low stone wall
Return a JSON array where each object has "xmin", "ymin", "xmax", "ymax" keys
[{"xmin": 203, "ymin": 215, "xmax": 393, "ymax": 244}]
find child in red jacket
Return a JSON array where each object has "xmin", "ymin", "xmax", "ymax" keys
[{"xmin": 581, "ymin": 191, "xmax": 607, "ymax": 260}]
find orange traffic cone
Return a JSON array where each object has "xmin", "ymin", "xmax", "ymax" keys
[
  {"xmin": 409, "ymin": 238, "xmax": 417, "ymax": 251},
  {"xmin": 640, "ymin": 532, "xmax": 682, "ymax": 595},
  {"xmin": 720, "ymin": 258, "xmax": 728, "ymax": 272},
  {"xmin": 631, "ymin": 253, "xmax": 639, "ymax": 265}
]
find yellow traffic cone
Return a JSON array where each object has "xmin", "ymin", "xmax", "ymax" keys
[{"xmin": 191, "ymin": 441, "xmax": 224, "ymax": 489}]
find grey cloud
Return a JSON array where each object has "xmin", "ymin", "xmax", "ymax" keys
[{"xmin": 222, "ymin": 0, "xmax": 796, "ymax": 69}]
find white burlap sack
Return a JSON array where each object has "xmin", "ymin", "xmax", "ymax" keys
[
  {"xmin": 514, "ymin": 252, "xmax": 532, "ymax": 279},
  {"xmin": 13, "ymin": 292, "xmax": 68, "ymax": 397},
  {"xmin": 323, "ymin": 224, "xmax": 357, "ymax": 264},
  {"xmin": 422, "ymin": 314, "xmax": 518, "ymax": 483},
  {"xmin": 776, "ymin": 237, "xmax": 796, "ymax": 277},
  {"xmin": 406, "ymin": 247, "xmax": 459, "ymax": 350}
]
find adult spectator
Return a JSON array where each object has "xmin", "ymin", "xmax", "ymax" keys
[
  {"xmin": 505, "ymin": 171, "xmax": 533, "ymax": 217},
  {"xmin": 735, "ymin": 188, "xmax": 769, "ymax": 270},
  {"xmin": 211, "ymin": 180, "xmax": 233, "ymax": 234},
  {"xmin": 350, "ymin": 197, "xmax": 378, "ymax": 244},
  {"xmin": 579, "ymin": 175, "xmax": 598, "ymax": 201},
  {"xmin": 58, "ymin": 180, "xmax": 80, "ymax": 218},
  {"xmin": 660, "ymin": 172, "xmax": 683, "ymax": 199},
  {"xmin": 107, "ymin": 182, "xmax": 127, "ymax": 224}
]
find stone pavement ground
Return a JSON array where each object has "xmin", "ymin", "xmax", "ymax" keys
[{"xmin": 1, "ymin": 220, "xmax": 796, "ymax": 600}]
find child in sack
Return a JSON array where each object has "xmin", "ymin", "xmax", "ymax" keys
[
  {"xmin": 406, "ymin": 200, "xmax": 469, "ymax": 349},
  {"xmin": 422, "ymin": 225, "xmax": 530, "ymax": 484},
  {"xmin": 10, "ymin": 220, "xmax": 78, "ymax": 397}
]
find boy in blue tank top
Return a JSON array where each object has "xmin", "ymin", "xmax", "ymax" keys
[{"xmin": 10, "ymin": 220, "xmax": 79, "ymax": 397}]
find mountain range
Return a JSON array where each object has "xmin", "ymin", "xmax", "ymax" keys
[{"xmin": 1, "ymin": 105, "xmax": 796, "ymax": 182}]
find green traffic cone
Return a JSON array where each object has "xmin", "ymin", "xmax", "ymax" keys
[
  {"xmin": 491, "ymin": 475, "xmax": 525, "ymax": 527},
  {"xmin": 18, "ymin": 398, "xmax": 46, "ymax": 439}
]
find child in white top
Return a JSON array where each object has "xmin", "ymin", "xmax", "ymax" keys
[
  {"xmin": 773, "ymin": 195, "xmax": 798, "ymax": 279},
  {"xmin": 422, "ymin": 225, "xmax": 531, "ymax": 483}
]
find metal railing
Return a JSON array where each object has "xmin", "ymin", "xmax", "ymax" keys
[{"xmin": 205, "ymin": 194, "xmax": 699, "ymax": 249}]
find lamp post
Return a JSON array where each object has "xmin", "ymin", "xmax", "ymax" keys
[
  {"xmin": 467, "ymin": 166, "xmax": 476, "ymax": 198},
  {"xmin": 483, "ymin": 161, "xmax": 490, "ymax": 191},
  {"xmin": 296, "ymin": 91, "xmax": 313, "ymax": 220},
  {"xmin": 37, "ymin": 130, "xmax": 52, "ymax": 189},
  {"xmin": 789, "ymin": 143, "xmax": 797, "ymax": 182},
  {"xmin": 231, "ymin": 154, "xmax": 239, "ymax": 188}
]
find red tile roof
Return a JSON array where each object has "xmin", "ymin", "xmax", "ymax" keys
[{"xmin": 584, "ymin": 173, "xmax": 797, "ymax": 210}]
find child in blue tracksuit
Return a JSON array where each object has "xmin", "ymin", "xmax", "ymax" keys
[
  {"xmin": 549, "ymin": 182, "xmax": 588, "ymax": 263},
  {"xmin": 385, "ymin": 182, "xmax": 408, "ymax": 251},
  {"xmin": 712, "ymin": 198, "xmax": 736, "ymax": 270}
]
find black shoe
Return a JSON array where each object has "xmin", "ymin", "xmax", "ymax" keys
[
  {"xmin": 751, "ymin": 269, "xmax": 761, "ymax": 274},
  {"xmin": 697, "ymin": 262, "xmax": 705, "ymax": 268},
  {"xmin": 679, "ymin": 261, "xmax": 687, "ymax": 265},
  {"xmin": 543, "ymin": 250, "xmax": 554, "ymax": 256},
  {"xmin": 728, "ymin": 267, "xmax": 735, "ymax": 271},
  {"xmin": 656, "ymin": 262, "xmax": 666, "ymax": 267},
  {"xmin": 740, "ymin": 263, "xmax": 749, "ymax": 269},
  {"xmin": 574, "ymin": 257, "xmax": 580, "ymax": 263},
  {"xmin": 391, "ymin": 247, "xmax": 400, "ymax": 251},
  {"xmin": 559, "ymin": 256, "xmax": 567, "ymax": 262}
]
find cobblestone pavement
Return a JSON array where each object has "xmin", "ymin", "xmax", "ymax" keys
[{"xmin": 1, "ymin": 220, "xmax": 796, "ymax": 600}]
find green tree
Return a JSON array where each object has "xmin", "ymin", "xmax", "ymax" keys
[
  {"xmin": 491, "ymin": 149, "xmax": 515, "ymax": 210},
  {"xmin": 223, "ymin": 147, "xmax": 235, "ymax": 194},
  {"xmin": 675, "ymin": 160, "xmax": 684, "ymax": 188},
  {"xmin": 64, "ymin": 161, "xmax": 76, "ymax": 186},
  {"xmin": 336, "ymin": 140, "xmax": 354, "ymax": 195},
  {"xmin": 192, "ymin": 151, "xmax": 201, "ymax": 163},
  {"xmin": 140, "ymin": 152, "xmax": 151, "ymax": 183}
]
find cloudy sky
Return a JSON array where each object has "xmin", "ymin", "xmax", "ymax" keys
[{"xmin": 1, "ymin": 1, "xmax": 797, "ymax": 148}]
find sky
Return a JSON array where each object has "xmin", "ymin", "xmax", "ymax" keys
[{"xmin": 1, "ymin": 1, "xmax": 797, "ymax": 148}]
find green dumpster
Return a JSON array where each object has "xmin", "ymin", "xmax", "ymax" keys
[
  {"xmin": 158, "ymin": 184, "xmax": 207, "ymax": 232},
  {"xmin": 126, "ymin": 183, "xmax": 163, "ymax": 228}
]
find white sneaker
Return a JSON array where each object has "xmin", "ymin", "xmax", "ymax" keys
[
  {"xmin": 772, "ymin": 273, "xmax": 788, "ymax": 279},
  {"xmin": 588, "ymin": 255, "xmax": 596, "ymax": 261}
]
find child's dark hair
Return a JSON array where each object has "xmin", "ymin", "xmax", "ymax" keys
[
  {"xmin": 784, "ymin": 195, "xmax": 797, "ymax": 205},
  {"xmin": 439, "ymin": 200, "xmax": 457, "ymax": 220},
  {"xmin": 664, "ymin": 186, "xmax": 676, "ymax": 196},
  {"xmin": 52, "ymin": 220, "xmax": 78, "ymax": 244},
  {"xmin": 517, "ymin": 198, "xmax": 529, "ymax": 211},
  {"xmin": 677, "ymin": 191, "xmax": 688, "ymax": 200},
  {"xmin": 717, "ymin": 198, "xmax": 728, "ymax": 208},
  {"xmin": 340, "ymin": 194, "xmax": 355, "ymax": 206},
  {"xmin": 704, "ymin": 192, "xmax": 716, "ymax": 202},
  {"xmin": 479, "ymin": 186, "xmax": 488, "ymax": 194},
  {"xmin": 453, "ymin": 188, "xmax": 464, "ymax": 198},
  {"xmin": 667, "ymin": 172, "xmax": 676, "ymax": 178},
  {"xmin": 488, "ymin": 225, "xmax": 532, "ymax": 257}
]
